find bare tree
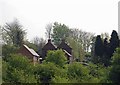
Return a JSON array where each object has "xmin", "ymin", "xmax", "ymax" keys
[
  {"xmin": 69, "ymin": 29, "xmax": 95, "ymax": 52},
  {"xmin": 33, "ymin": 37, "xmax": 41, "ymax": 46},
  {"xmin": 45, "ymin": 23, "xmax": 52, "ymax": 39},
  {"xmin": 101, "ymin": 32, "xmax": 110, "ymax": 40},
  {"xmin": 32, "ymin": 37, "xmax": 46, "ymax": 55}
]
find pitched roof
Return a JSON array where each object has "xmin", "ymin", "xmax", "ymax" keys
[
  {"xmin": 63, "ymin": 50, "xmax": 72, "ymax": 57},
  {"xmin": 23, "ymin": 45, "xmax": 39, "ymax": 57},
  {"xmin": 57, "ymin": 39, "xmax": 72, "ymax": 50},
  {"xmin": 42, "ymin": 39, "xmax": 56, "ymax": 50}
]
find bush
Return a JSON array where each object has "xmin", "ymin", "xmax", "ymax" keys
[
  {"xmin": 2, "ymin": 45, "xmax": 19, "ymax": 61},
  {"xmin": 67, "ymin": 62, "xmax": 90, "ymax": 83},
  {"xmin": 43, "ymin": 50, "xmax": 67, "ymax": 67},
  {"xmin": 51, "ymin": 76, "xmax": 69, "ymax": 83},
  {"xmin": 109, "ymin": 48, "xmax": 120, "ymax": 83},
  {"xmin": 2, "ymin": 54, "xmax": 37, "ymax": 83},
  {"xmin": 34, "ymin": 62, "xmax": 58, "ymax": 83},
  {"xmin": 87, "ymin": 63, "xmax": 109, "ymax": 83}
]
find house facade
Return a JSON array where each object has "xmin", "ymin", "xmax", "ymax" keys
[
  {"xmin": 57, "ymin": 39, "xmax": 72, "ymax": 62},
  {"xmin": 41, "ymin": 39, "xmax": 72, "ymax": 62},
  {"xmin": 42, "ymin": 39, "xmax": 56, "ymax": 60},
  {"xmin": 18, "ymin": 45, "xmax": 40, "ymax": 64}
]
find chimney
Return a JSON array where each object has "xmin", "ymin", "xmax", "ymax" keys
[{"xmin": 48, "ymin": 39, "xmax": 51, "ymax": 43}]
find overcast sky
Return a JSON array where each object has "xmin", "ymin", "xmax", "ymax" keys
[{"xmin": 0, "ymin": 0, "xmax": 119, "ymax": 41}]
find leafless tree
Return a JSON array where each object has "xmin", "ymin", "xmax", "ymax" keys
[
  {"xmin": 101, "ymin": 32, "xmax": 110, "ymax": 40},
  {"xmin": 32, "ymin": 37, "xmax": 46, "ymax": 55},
  {"xmin": 45, "ymin": 23, "xmax": 52, "ymax": 39}
]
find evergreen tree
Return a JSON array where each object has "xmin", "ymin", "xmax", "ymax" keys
[
  {"xmin": 94, "ymin": 35, "xmax": 104, "ymax": 63},
  {"xmin": 109, "ymin": 30, "xmax": 119, "ymax": 58},
  {"xmin": 3, "ymin": 19, "xmax": 26, "ymax": 47},
  {"xmin": 103, "ymin": 38, "xmax": 109, "ymax": 66}
]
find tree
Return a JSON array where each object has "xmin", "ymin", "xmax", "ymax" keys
[
  {"xmin": 31, "ymin": 37, "xmax": 46, "ymax": 55},
  {"xmin": 67, "ymin": 62, "xmax": 90, "ymax": 83},
  {"xmin": 52, "ymin": 22, "xmax": 70, "ymax": 46},
  {"xmin": 91, "ymin": 37, "xmax": 96, "ymax": 62},
  {"xmin": 2, "ymin": 54, "xmax": 37, "ymax": 83},
  {"xmin": 66, "ymin": 36, "xmax": 84, "ymax": 61},
  {"xmin": 34, "ymin": 62, "xmax": 58, "ymax": 83},
  {"xmin": 109, "ymin": 30, "xmax": 119, "ymax": 58},
  {"xmin": 24, "ymin": 40, "xmax": 38, "ymax": 52},
  {"xmin": 3, "ymin": 19, "xmax": 26, "ymax": 46},
  {"xmin": 87, "ymin": 63, "xmax": 109, "ymax": 83},
  {"xmin": 67, "ymin": 29, "xmax": 94, "ymax": 61},
  {"xmin": 101, "ymin": 32, "xmax": 110, "ymax": 40},
  {"xmin": 43, "ymin": 50, "xmax": 67, "ymax": 67},
  {"xmin": 103, "ymin": 38, "xmax": 109, "ymax": 66},
  {"xmin": 2, "ymin": 45, "xmax": 19, "ymax": 61},
  {"xmin": 94, "ymin": 35, "xmax": 104, "ymax": 63},
  {"xmin": 0, "ymin": 58, "xmax": 2, "ymax": 84},
  {"xmin": 45, "ymin": 23, "xmax": 53, "ymax": 39},
  {"xmin": 109, "ymin": 48, "xmax": 120, "ymax": 83}
]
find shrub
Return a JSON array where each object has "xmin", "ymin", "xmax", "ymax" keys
[
  {"xmin": 43, "ymin": 50, "xmax": 67, "ymax": 67},
  {"xmin": 2, "ymin": 54, "xmax": 37, "ymax": 83},
  {"xmin": 109, "ymin": 48, "xmax": 120, "ymax": 83}
]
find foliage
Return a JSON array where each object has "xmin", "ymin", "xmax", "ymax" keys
[
  {"xmin": 2, "ymin": 20, "xmax": 119, "ymax": 83},
  {"xmin": 109, "ymin": 30, "xmax": 119, "ymax": 58},
  {"xmin": 95, "ymin": 35, "xmax": 104, "ymax": 57},
  {"xmin": 67, "ymin": 29, "xmax": 94, "ymax": 61},
  {"xmin": 34, "ymin": 62, "xmax": 58, "ymax": 83},
  {"xmin": 109, "ymin": 48, "xmax": 120, "ymax": 83},
  {"xmin": 69, "ymin": 29, "xmax": 94, "ymax": 52},
  {"xmin": 2, "ymin": 45, "xmax": 19, "ymax": 61},
  {"xmin": 24, "ymin": 40, "xmax": 38, "ymax": 52},
  {"xmin": 103, "ymin": 38, "xmax": 110, "ymax": 66},
  {"xmin": 67, "ymin": 62, "xmax": 90, "ymax": 83},
  {"xmin": 0, "ymin": 58, "xmax": 2, "ymax": 84},
  {"xmin": 2, "ymin": 61, "xmax": 9, "ymax": 83},
  {"xmin": 52, "ymin": 22, "xmax": 70, "ymax": 46},
  {"xmin": 93, "ymin": 30, "xmax": 119, "ymax": 66},
  {"xmin": 94, "ymin": 35, "xmax": 104, "ymax": 64},
  {"xmin": 51, "ymin": 76, "xmax": 69, "ymax": 83},
  {"xmin": 66, "ymin": 37, "xmax": 85, "ymax": 61},
  {"xmin": 43, "ymin": 50, "xmax": 67, "ymax": 67},
  {"xmin": 3, "ymin": 19, "xmax": 26, "ymax": 46},
  {"xmin": 2, "ymin": 54, "xmax": 37, "ymax": 83},
  {"xmin": 31, "ymin": 37, "xmax": 46, "ymax": 55},
  {"xmin": 87, "ymin": 63, "xmax": 109, "ymax": 83}
]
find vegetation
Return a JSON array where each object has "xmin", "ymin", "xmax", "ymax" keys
[
  {"xmin": 2, "ymin": 19, "xmax": 120, "ymax": 83},
  {"xmin": 2, "ymin": 19, "xmax": 26, "ymax": 47},
  {"xmin": 109, "ymin": 48, "xmax": 120, "ymax": 83},
  {"xmin": 93, "ymin": 30, "xmax": 119, "ymax": 66},
  {"xmin": 43, "ymin": 50, "xmax": 67, "ymax": 67},
  {"xmin": 2, "ymin": 54, "xmax": 37, "ymax": 83},
  {"xmin": 51, "ymin": 22, "xmax": 70, "ymax": 46}
]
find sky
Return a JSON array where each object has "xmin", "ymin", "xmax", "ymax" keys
[{"xmin": 0, "ymin": 0, "xmax": 119, "ymax": 41}]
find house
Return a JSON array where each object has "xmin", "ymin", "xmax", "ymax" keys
[
  {"xmin": 41, "ymin": 39, "xmax": 72, "ymax": 63},
  {"xmin": 42, "ymin": 39, "xmax": 56, "ymax": 60},
  {"xmin": 18, "ymin": 44, "xmax": 40, "ymax": 64},
  {"xmin": 57, "ymin": 39, "xmax": 72, "ymax": 55},
  {"xmin": 57, "ymin": 39, "xmax": 72, "ymax": 62}
]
